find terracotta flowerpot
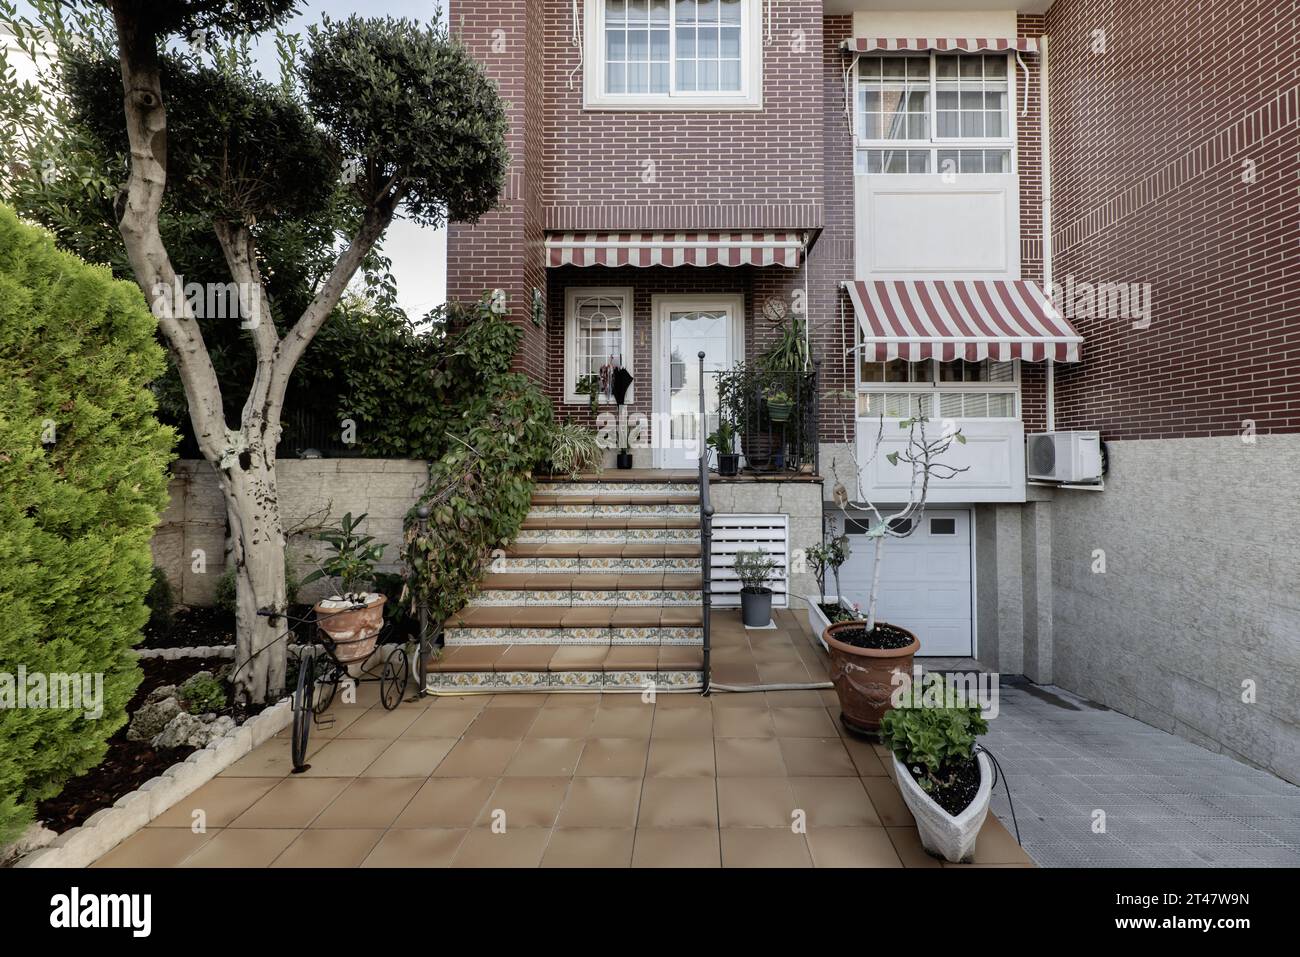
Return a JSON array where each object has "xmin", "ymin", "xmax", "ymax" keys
[
  {"xmin": 314, "ymin": 593, "xmax": 386, "ymax": 664},
  {"xmin": 824, "ymin": 620, "xmax": 920, "ymax": 736}
]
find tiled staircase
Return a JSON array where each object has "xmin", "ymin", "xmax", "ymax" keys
[{"xmin": 426, "ymin": 470, "xmax": 706, "ymax": 692}]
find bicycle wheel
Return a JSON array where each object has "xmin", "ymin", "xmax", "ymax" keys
[
  {"xmin": 313, "ymin": 662, "xmax": 339, "ymax": 715},
  {"xmin": 380, "ymin": 645, "xmax": 409, "ymax": 711},
  {"xmin": 291, "ymin": 650, "xmax": 316, "ymax": 773}
]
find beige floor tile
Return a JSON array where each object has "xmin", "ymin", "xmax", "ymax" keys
[
  {"xmin": 299, "ymin": 738, "xmax": 392, "ymax": 777},
  {"xmin": 503, "ymin": 737, "xmax": 585, "ymax": 776},
  {"xmin": 274, "ymin": 707, "xmax": 363, "ymax": 740},
  {"xmin": 575, "ymin": 737, "xmax": 649, "ymax": 777},
  {"xmin": 181, "ymin": 828, "xmax": 301, "ymax": 868},
  {"xmin": 650, "ymin": 707, "xmax": 714, "ymax": 738},
  {"xmin": 363, "ymin": 738, "xmax": 457, "ymax": 777},
  {"xmin": 312, "ymin": 777, "xmax": 423, "ymax": 828},
  {"xmin": 427, "ymin": 694, "xmax": 489, "ymax": 712},
  {"xmin": 477, "ymin": 777, "xmax": 570, "ymax": 828},
  {"xmin": 968, "ymin": 815, "xmax": 1034, "ymax": 864},
  {"xmin": 843, "ymin": 736, "xmax": 889, "ymax": 776},
  {"xmin": 764, "ymin": 690, "xmax": 829, "ymax": 708},
  {"xmin": 712, "ymin": 707, "xmax": 775, "ymax": 738},
  {"xmin": 646, "ymin": 737, "xmax": 715, "ymax": 777},
  {"xmin": 636, "ymin": 777, "xmax": 718, "ymax": 828},
  {"xmin": 393, "ymin": 777, "xmax": 496, "ymax": 828},
  {"xmin": 556, "ymin": 776, "xmax": 642, "ymax": 828},
  {"xmin": 229, "ymin": 777, "xmax": 352, "ymax": 829},
  {"xmin": 778, "ymin": 737, "xmax": 857, "ymax": 776},
  {"xmin": 433, "ymin": 738, "xmax": 521, "ymax": 777},
  {"xmin": 710, "ymin": 662, "xmax": 760, "ymax": 685},
  {"xmin": 863, "ymin": 776, "xmax": 915, "ymax": 827},
  {"xmin": 596, "ymin": 692, "xmax": 652, "ymax": 708},
  {"xmin": 485, "ymin": 693, "xmax": 552, "ymax": 708},
  {"xmin": 756, "ymin": 662, "xmax": 812, "ymax": 684},
  {"xmin": 808, "ymin": 826, "xmax": 903, "ymax": 867},
  {"xmin": 452, "ymin": 827, "xmax": 552, "ymax": 868},
  {"xmin": 220, "ymin": 738, "xmax": 315, "ymax": 777},
  {"xmin": 401, "ymin": 706, "xmax": 482, "ymax": 738},
  {"xmin": 338, "ymin": 706, "xmax": 422, "ymax": 739},
  {"xmin": 465, "ymin": 707, "xmax": 540, "ymax": 738},
  {"xmin": 362, "ymin": 828, "xmax": 466, "ymax": 867},
  {"xmin": 632, "ymin": 828, "xmax": 720, "ymax": 867},
  {"xmin": 149, "ymin": 777, "xmax": 280, "ymax": 828},
  {"xmin": 542, "ymin": 828, "xmax": 635, "ymax": 868},
  {"xmin": 885, "ymin": 826, "xmax": 943, "ymax": 868},
  {"xmin": 271, "ymin": 829, "xmax": 385, "ymax": 868},
  {"xmin": 91, "ymin": 827, "xmax": 216, "ymax": 868},
  {"xmin": 771, "ymin": 706, "xmax": 841, "ymax": 738},
  {"xmin": 788, "ymin": 776, "xmax": 881, "ymax": 828},
  {"xmin": 589, "ymin": 706, "xmax": 654, "ymax": 737},
  {"xmin": 718, "ymin": 777, "xmax": 797, "ymax": 828},
  {"xmin": 714, "ymin": 737, "xmax": 786, "ymax": 776},
  {"xmin": 527, "ymin": 706, "xmax": 595, "ymax": 738},
  {"xmin": 720, "ymin": 828, "xmax": 812, "ymax": 867},
  {"xmin": 653, "ymin": 692, "xmax": 712, "ymax": 711}
]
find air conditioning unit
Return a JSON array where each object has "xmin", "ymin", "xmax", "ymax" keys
[{"xmin": 1026, "ymin": 431, "xmax": 1103, "ymax": 483}]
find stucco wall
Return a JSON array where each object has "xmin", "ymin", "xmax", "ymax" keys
[
  {"xmin": 152, "ymin": 459, "xmax": 429, "ymax": 606},
  {"xmin": 1050, "ymin": 436, "xmax": 1300, "ymax": 785},
  {"xmin": 709, "ymin": 479, "xmax": 824, "ymax": 605}
]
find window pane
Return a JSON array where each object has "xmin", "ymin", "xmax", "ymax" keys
[
  {"xmin": 698, "ymin": 59, "xmax": 718, "ymax": 90},
  {"xmin": 628, "ymin": 29, "xmax": 648, "ymax": 59},
  {"xmin": 629, "ymin": 0, "xmax": 648, "ymax": 20},
  {"xmin": 720, "ymin": 58, "xmax": 740, "ymax": 90},
  {"xmin": 860, "ymin": 360, "xmax": 884, "ymax": 383},
  {"xmin": 936, "ymin": 55, "xmax": 959, "ymax": 79},
  {"xmin": 607, "ymin": 61, "xmax": 626, "ymax": 92},
  {"xmin": 676, "ymin": 58, "xmax": 696, "ymax": 90},
  {"xmin": 650, "ymin": 61, "xmax": 669, "ymax": 92},
  {"xmin": 937, "ymin": 111, "xmax": 959, "ymax": 138},
  {"xmin": 988, "ymin": 360, "xmax": 1015, "ymax": 382},
  {"xmin": 698, "ymin": 26, "xmax": 718, "ymax": 57},
  {"xmin": 574, "ymin": 296, "xmax": 626, "ymax": 393},
  {"xmin": 607, "ymin": 29, "xmax": 627, "ymax": 59},
  {"xmin": 629, "ymin": 61, "xmax": 649, "ymax": 92},
  {"xmin": 987, "ymin": 393, "xmax": 1014, "ymax": 417},
  {"xmin": 882, "ymin": 58, "xmax": 905, "ymax": 79},
  {"xmin": 676, "ymin": 0, "xmax": 697, "ymax": 20},
  {"xmin": 720, "ymin": 25, "xmax": 740, "ymax": 57},
  {"xmin": 697, "ymin": 0, "xmax": 718, "ymax": 21},
  {"xmin": 985, "ymin": 55, "xmax": 1008, "ymax": 77},
  {"xmin": 960, "ymin": 111, "xmax": 984, "ymax": 137},
  {"xmin": 650, "ymin": 28, "xmax": 669, "ymax": 59},
  {"xmin": 719, "ymin": 0, "xmax": 742, "ymax": 23},
  {"xmin": 607, "ymin": 0, "xmax": 627, "ymax": 23},
  {"xmin": 959, "ymin": 55, "xmax": 981, "ymax": 79},
  {"xmin": 677, "ymin": 26, "xmax": 695, "ymax": 58}
]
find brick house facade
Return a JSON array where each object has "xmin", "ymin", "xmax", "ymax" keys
[{"xmin": 447, "ymin": 0, "xmax": 1299, "ymax": 782}]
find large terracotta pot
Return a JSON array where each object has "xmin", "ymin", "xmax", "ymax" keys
[
  {"xmin": 824, "ymin": 620, "xmax": 920, "ymax": 736},
  {"xmin": 314, "ymin": 593, "xmax": 386, "ymax": 664}
]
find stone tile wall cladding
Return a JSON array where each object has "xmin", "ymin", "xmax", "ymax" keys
[
  {"xmin": 708, "ymin": 480, "xmax": 824, "ymax": 602},
  {"xmin": 152, "ymin": 460, "xmax": 429, "ymax": 606}
]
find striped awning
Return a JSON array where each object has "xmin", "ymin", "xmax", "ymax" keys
[
  {"xmin": 844, "ymin": 279, "xmax": 1082, "ymax": 363},
  {"xmin": 842, "ymin": 37, "xmax": 1039, "ymax": 54},
  {"xmin": 545, "ymin": 232, "xmax": 805, "ymax": 268}
]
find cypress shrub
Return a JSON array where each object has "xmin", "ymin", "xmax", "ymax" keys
[{"xmin": 0, "ymin": 206, "xmax": 174, "ymax": 844}]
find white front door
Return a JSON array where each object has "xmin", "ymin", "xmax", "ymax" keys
[
  {"xmin": 839, "ymin": 509, "xmax": 974, "ymax": 657},
  {"xmin": 653, "ymin": 296, "xmax": 742, "ymax": 470}
]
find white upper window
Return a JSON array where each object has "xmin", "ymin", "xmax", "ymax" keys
[
  {"xmin": 855, "ymin": 53, "xmax": 1014, "ymax": 175},
  {"xmin": 586, "ymin": 0, "xmax": 763, "ymax": 109},
  {"xmin": 856, "ymin": 358, "xmax": 1020, "ymax": 420}
]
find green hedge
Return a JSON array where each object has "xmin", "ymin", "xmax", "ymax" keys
[{"xmin": 0, "ymin": 206, "xmax": 174, "ymax": 845}]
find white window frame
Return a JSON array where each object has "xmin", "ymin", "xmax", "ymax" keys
[
  {"xmin": 584, "ymin": 0, "xmax": 764, "ymax": 110},
  {"xmin": 565, "ymin": 287, "xmax": 635, "ymax": 406},
  {"xmin": 855, "ymin": 356, "xmax": 1022, "ymax": 421},
  {"xmin": 854, "ymin": 52, "xmax": 1017, "ymax": 175}
]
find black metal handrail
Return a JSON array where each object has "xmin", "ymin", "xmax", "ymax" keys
[{"xmin": 697, "ymin": 351, "xmax": 713, "ymax": 696}]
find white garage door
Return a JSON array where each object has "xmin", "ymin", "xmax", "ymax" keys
[{"xmin": 839, "ymin": 509, "xmax": 973, "ymax": 657}]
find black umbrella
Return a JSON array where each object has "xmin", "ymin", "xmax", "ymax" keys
[{"xmin": 611, "ymin": 366, "xmax": 634, "ymax": 451}]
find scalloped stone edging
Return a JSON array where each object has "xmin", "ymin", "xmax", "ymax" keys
[
  {"xmin": 14, "ymin": 697, "xmax": 294, "ymax": 869},
  {"xmin": 133, "ymin": 643, "xmax": 309, "ymax": 660}
]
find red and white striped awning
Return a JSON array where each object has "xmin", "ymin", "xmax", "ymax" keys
[
  {"xmin": 842, "ymin": 37, "xmax": 1039, "ymax": 54},
  {"xmin": 844, "ymin": 279, "xmax": 1082, "ymax": 363},
  {"xmin": 545, "ymin": 232, "xmax": 805, "ymax": 268}
]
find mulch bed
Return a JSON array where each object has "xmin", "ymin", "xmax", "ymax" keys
[
  {"xmin": 908, "ymin": 757, "xmax": 981, "ymax": 816},
  {"xmin": 141, "ymin": 606, "xmax": 235, "ymax": 649},
  {"xmin": 34, "ymin": 656, "xmax": 267, "ymax": 835},
  {"xmin": 828, "ymin": 621, "xmax": 914, "ymax": 650}
]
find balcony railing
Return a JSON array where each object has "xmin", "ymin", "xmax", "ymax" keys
[{"xmin": 716, "ymin": 360, "xmax": 821, "ymax": 476}]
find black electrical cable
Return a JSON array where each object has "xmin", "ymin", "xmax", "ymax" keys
[{"xmin": 976, "ymin": 743, "xmax": 1022, "ymax": 846}]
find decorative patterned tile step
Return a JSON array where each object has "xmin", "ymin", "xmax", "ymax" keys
[
  {"xmin": 444, "ymin": 624, "xmax": 702, "ymax": 647},
  {"xmin": 527, "ymin": 503, "xmax": 699, "ymax": 517},
  {"xmin": 533, "ymin": 482, "xmax": 699, "ymax": 497},
  {"xmin": 520, "ymin": 515, "xmax": 700, "ymax": 530},
  {"xmin": 540, "ymin": 469, "xmax": 698, "ymax": 483},
  {"xmin": 470, "ymin": 590, "xmax": 700, "ymax": 608},
  {"xmin": 530, "ymin": 492, "xmax": 699, "ymax": 506},
  {"xmin": 515, "ymin": 529, "xmax": 701, "ymax": 545},
  {"xmin": 446, "ymin": 606, "xmax": 704, "ymax": 629},
  {"xmin": 505, "ymin": 543, "xmax": 702, "ymax": 559},
  {"xmin": 427, "ymin": 643, "xmax": 704, "ymax": 673},
  {"xmin": 478, "ymin": 572, "xmax": 703, "ymax": 590},
  {"xmin": 425, "ymin": 669, "xmax": 703, "ymax": 692}
]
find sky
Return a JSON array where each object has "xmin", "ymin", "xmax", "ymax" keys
[{"xmin": 11, "ymin": 0, "xmax": 451, "ymax": 319}]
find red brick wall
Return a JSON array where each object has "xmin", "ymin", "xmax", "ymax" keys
[{"xmin": 1045, "ymin": 0, "xmax": 1300, "ymax": 439}]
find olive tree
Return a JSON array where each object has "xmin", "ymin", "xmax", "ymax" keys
[{"xmin": 3, "ymin": 1, "xmax": 507, "ymax": 703}]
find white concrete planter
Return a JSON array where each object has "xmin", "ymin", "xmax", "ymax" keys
[
  {"xmin": 805, "ymin": 594, "xmax": 848, "ymax": 651},
  {"xmin": 892, "ymin": 751, "xmax": 992, "ymax": 864}
]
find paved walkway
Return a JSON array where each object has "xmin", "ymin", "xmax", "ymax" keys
[{"xmin": 985, "ymin": 679, "xmax": 1300, "ymax": 867}]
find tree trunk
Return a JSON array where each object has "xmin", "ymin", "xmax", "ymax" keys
[
  {"xmin": 218, "ymin": 430, "xmax": 288, "ymax": 704},
  {"xmin": 866, "ymin": 534, "xmax": 886, "ymax": 633}
]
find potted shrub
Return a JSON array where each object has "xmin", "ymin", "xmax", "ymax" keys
[
  {"xmin": 575, "ymin": 373, "xmax": 601, "ymax": 414},
  {"xmin": 805, "ymin": 534, "xmax": 849, "ymax": 650},
  {"xmin": 765, "ymin": 389, "xmax": 793, "ymax": 423},
  {"xmin": 826, "ymin": 415, "xmax": 969, "ymax": 734},
  {"xmin": 707, "ymin": 420, "xmax": 740, "ymax": 476},
  {"xmin": 880, "ymin": 688, "xmax": 992, "ymax": 863},
  {"xmin": 302, "ymin": 512, "xmax": 387, "ymax": 666},
  {"xmin": 734, "ymin": 549, "xmax": 777, "ymax": 627}
]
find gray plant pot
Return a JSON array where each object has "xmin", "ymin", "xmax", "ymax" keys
[{"xmin": 741, "ymin": 588, "xmax": 773, "ymax": 627}]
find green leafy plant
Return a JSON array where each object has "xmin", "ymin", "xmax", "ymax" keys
[
  {"xmin": 879, "ymin": 689, "xmax": 988, "ymax": 795},
  {"xmin": 0, "ymin": 204, "xmax": 174, "ymax": 845},
  {"xmin": 807, "ymin": 534, "xmax": 849, "ymax": 604},
  {"xmin": 548, "ymin": 421, "xmax": 604, "ymax": 478},
  {"xmin": 706, "ymin": 420, "xmax": 736, "ymax": 456},
  {"xmin": 302, "ymin": 512, "xmax": 386, "ymax": 598},
  {"xmin": 734, "ymin": 550, "xmax": 777, "ymax": 594},
  {"xmin": 575, "ymin": 374, "xmax": 601, "ymax": 414},
  {"xmin": 761, "ymin": 317, "xmax": 808, "ymax": 371},
  {"xmin": 145, "ymin": 565, "xmax": 176, "ymax": 634},
  {"xmin": 177, "ymin": 673, "xmax": 227, "ymax": 715}
]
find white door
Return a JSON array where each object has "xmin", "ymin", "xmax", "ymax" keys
[
  {"xmin": 653, "ymin": 296, "xmax": 742, "ymax": 469},
  {"xmin": 839, "ymin": 509, "xmax": 973, "ymax": 657}
]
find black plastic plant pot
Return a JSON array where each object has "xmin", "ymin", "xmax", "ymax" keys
[
  {"xmin": 741, "ymin": 588, "xmax": 773, "ymax": 627},
  {"xmin": 616, "ymin": 451, "xmax": 634, "ymax": 469},
  {"xmin": 717, "ymin": 452, "xmax": 740, "ymax": 477}
]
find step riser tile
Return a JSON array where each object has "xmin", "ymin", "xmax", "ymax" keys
[
  {"xmin": 515, "ymin": 530, "xmax": 701, "ymax": 544},
  {"xmin": 469, "ymin": 590, "xmax": 703, "ymax": 608},
  {"xmin": 495, "ymin": 558, "xmax": 701, "ymax": 574},
  {"xmin": 533, "ymin": 483, "xmax": 698, "ymax": 496},
  {"xmin": 528, "ymin": 505, "xmax": 698, "ymax": 517},
  {"xmin": 425, "ymin": 670, "xmax": 703, "ymax": 692}
]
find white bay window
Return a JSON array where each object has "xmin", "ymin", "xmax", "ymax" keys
[{"xmin": 856, "ymin": 358, "xmax": 1019, "ymax": 420}]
